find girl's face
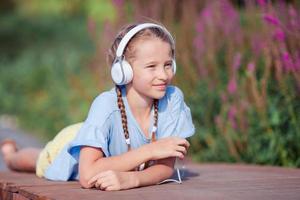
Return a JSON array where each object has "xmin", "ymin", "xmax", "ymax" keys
[{"xmin": 128, "ymin": 37, "xmax": 174, "ymax": 100}]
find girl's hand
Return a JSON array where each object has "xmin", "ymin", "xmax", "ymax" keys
[
  {"xmin": 87, "ymin": 170, "xmax": 138, "ymax": 191},
  {"xmin": 148, "ymin": 136, "xmax": 190, "ymax": 160}
]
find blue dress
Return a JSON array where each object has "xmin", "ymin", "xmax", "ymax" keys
[{"xmin": 44, "ymin": 85, "xmax": 195, "ymax": 181}]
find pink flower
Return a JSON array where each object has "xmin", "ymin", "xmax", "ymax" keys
[
  {"xmin": 227, "ymin": 78, "xmax": 237, "ymax": 94},
  {"xmin": 214, "ymin": 115, "xmax": 222, "ymax": 127},
  {"xmin": 233, "ymin": 53, "xmax": 242, "ymax": 71},
  {"xmin": 295, "ymin": 54, "xmax": 300, "ymax": 71},
  {"xmin": 251, "ymin": 36, "xmax": 266, "ymax": 56},
  {"xmin": 257, "ymin": 0, "xmax": 267, "ymax": 7},
  {"xmin": 196, "ymin": 20, "xmax": 204, "ymax": 33},
  {"xmin": 273, "ymin": 28, "xmax": 285, "ymax": 42},
  {"xmin": 288, "ymin": 5, "xmax": 298, "ymax": 28},
  {"xmin": 247, "ymin": 62, "xmax": 256, "ymax": 73},
  {"xmin": 282, "ymin": 52, "xmax": 294, "ymax": 72},
  {"xmin": 228, "ymin": 105, "xmax": 238, "ymax": 129},
  {"xmin": 220, "ymin": 92, "xmax": 227, "ymax": 103},
  {"xmin": 87, "ymin": 17, "xmax": 96, "ymax": 36},
  {"xmin": 201, "ymin": 7, "xmax": 213, "ymax": 21},
  {"xmin": 221, "ymin": 0, "xmax": 238, "ymax": 20},
  {"xmin": 288, "ymin": 5, "xmax": 297, "ymax": 18},
  {"xmin": 263, "ymin": 14, "xmax": 280, "ymax": 26},
  {"xmin": 112, "ymin": 0, "xmax": 124, "ymax": 7}
]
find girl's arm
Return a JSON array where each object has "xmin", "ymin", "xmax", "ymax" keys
[
  {"xmin": 79, "ymin": 137, "xmax": 189, "ymax": 188},
  {"xmin": 87, "ymin": 157, "xmax": 176, "ymax": 190},
  {"xmin": 134, "ymin": 156, "xmax": 176, "ymax": 187}
]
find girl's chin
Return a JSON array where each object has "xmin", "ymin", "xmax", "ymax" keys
[{"xmin": 150, "ymin": 90, "xmax": 166, "ymax": 99}]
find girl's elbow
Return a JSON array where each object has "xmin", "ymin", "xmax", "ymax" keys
[
  {"xmin": 79, "ymin": 175, "xmax": 92, "ymax": 189},
  {"xmin": 79, "ymin": 169, "xmax": 94, "ymax": 189},
  {"xmin": 165, "ymin": 167, "xmax": 175, "ymax": 179}
]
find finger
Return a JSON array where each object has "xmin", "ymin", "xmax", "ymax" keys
[
  {"xmin": 173, "ymin": 151, "xmax": 184, "ymax": 159},
  {"xmin": 95, "ymin": 177, "xmax": 109, "ymax": 189},
  {"xmin": 100, "ymin": 181, "xmax": 113, "ymax": 190},
  {"xmin": 177, "ymin": 138, "xmax": 190, "ymax": 149},
  {"xmin": 88, "ymin": 171, "xmax": 111, "ymax": 185},
  {"xmin": 176, "ymin": 145, "xmax": 187, "ymax": 155},
  {"xmin": 95, "ymin": 180, "xmax": 101, "ymax": 189},
  {"xmin": 88, "ymin": 174, "xmax": 102, "ymax": 186},
  {"xmin": 96, "ymin": 171, "xmax": 118, "ymax": 190},
  {"xmin": 105, "ymin": 185, "xmax": 118, "ymax": 191}
]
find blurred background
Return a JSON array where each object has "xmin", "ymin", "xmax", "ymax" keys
[{"xmin": 0, "ymin": 0, "xmax": 299, "ymax": 167}]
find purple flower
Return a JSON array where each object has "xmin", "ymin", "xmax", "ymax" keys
[
  {"xmin": 282, "ymin": 52, "xmax": 294, "ymax": 72},
  {"xmin": 228, "ymin": 105, "xmax": 238, "ymax": 129},
  {"xmin": 219, "ymin": 0, "xmax": 239, "ymax": 36},
  {"xmin": 247, "ymin": 62, "xmax": 256, "ymax": 73},
  {"xmin": 220, "ymin": 92, "xmax": 227, "ymax": 103},
  {"xmin": 257, "ymin": 0, "xmax": 267, "ymax": 7},
  {"xmin": 87, "ymin": 17, "xmax": 96, "ymax": 35},
  {"xmin": 112, "ymin": 0, "xmax": 124, "ymax": 7},
  {"xmin": 201, "ymin": 6, "xmax": 213, "ymax": 22},
  {"xmin": 295, "ymin": 54, "xmax": 300, "ymax": 71},
  {"xmin": 273, "ymin": 28, "xmax": 285, "ymax": 42},
  {"xmin": 228, "ymin": 106, "xmax": 237, "ymax": 119},
  {"xmin": 233, "ymin": 53, "xmax": 242, "ymax": 71},
  {"xmin": 193, "ymin": 36, "xmax": 205, "ymax": 55},
  {"xmin": 214, "ymin": 115, "xmax": 222, "ymax": 127},
  {"xmin": 288, "ymin": 5, "xmax": 298, "ymax": 28},
  {"xmin": 196, "ymin": 20, "xmax": 204, "ymax": 33},
  {"xmin": 289, "ymin": 5, "xmax": 297, "ymax": 18},
  {"xmin": 263, "ymin": 14, "xmax": 280, "ymax": 26},
  {"xmin": 227, "ymin": 78, "xmax": 237, "ymax": 94},
  {"xmin": 251, "ymin": 36, "xmax": 266, "ymax": 56},
  {"xmin": 221, "ymin": 0, "xmax": 238, "ymax": 20}
]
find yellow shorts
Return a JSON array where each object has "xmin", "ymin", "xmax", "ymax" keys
[{"xmin": 36, "ymin": 122, "xmax": 83, "ymax": 178}]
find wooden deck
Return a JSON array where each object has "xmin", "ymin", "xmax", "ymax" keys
[{"xmin": 1, "ymin": 163, "xmax": 300, "ymax": 200}]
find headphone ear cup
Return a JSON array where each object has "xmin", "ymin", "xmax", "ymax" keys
[
  {"xmin": 111, "ymin": 61, "xmax": 124, "ymax": 85},
  {"xmin": 111, "ymin": 61, "xmax": 123, "ymax": 85},
  {"xmin": 121, "ymin": 59, "xmax": 133, "ymax": 84},
  {"xmin": 172, "ymin": 59, "xmax": 177, "ymax": 75}
]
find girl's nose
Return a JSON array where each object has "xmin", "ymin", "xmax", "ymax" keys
[{"xmin": 157, "ymin": 67, "xmax": 169, "ymax": 80}]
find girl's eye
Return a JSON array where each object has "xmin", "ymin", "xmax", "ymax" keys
[
  {"xmin": 146, "ymin": 65, "xmax": 155, "ymax": 69},
  {"xmin": 165, "ymin": 63, "xmax": 172, "ymax": 68}
]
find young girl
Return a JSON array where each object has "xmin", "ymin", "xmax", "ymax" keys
[{"xmin": 0, "ymin": 22, "xmax": 195, "ymax": 191}]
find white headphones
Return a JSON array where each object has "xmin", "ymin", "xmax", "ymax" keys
[{"xmin": 111, "ymin": 23, "xmax": 176, "ymax": 85}]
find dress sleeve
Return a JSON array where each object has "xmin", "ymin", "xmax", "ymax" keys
[
  {"xmin": 67, "ymin": 94, "xmax": 112, "ymax": 161},
  {"xmin": 159, "ymin": 86, "xmax": 195, "ymax": 139}
]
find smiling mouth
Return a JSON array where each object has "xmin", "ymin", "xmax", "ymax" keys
[{"xmin": 153, "ymin": 84, "xmax": 167, "ymax": 90}]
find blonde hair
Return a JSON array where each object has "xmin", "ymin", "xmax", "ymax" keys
[{"xmin": 107, "ymin": 23, "xmax": 175, "ymax": 66}]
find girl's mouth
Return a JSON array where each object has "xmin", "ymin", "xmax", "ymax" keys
[{"xmin": 152, "ymin": 83, "xmax": 167, "ymax": 90}]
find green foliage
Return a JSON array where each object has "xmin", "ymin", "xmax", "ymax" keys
[{"xmin": 0, "ymin": 13, "xmax": 97, "ymax": 140}]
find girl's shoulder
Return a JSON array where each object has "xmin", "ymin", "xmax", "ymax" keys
[
  {"xmin": 157, "ymin": 85, "xmax": 195, "ymax": 139},
  {"xmin": 159, "ymin": 85, "xmax": 186, "ymax": 115},
  {"xmin": 164, "ymin": 85, "xmax": 185, "ymax": 104},
  {"xmin": 87, "ymin": 88, "xmax": 119, "ymax": 122},
  {"xmin": 93, "ymin": 87, "xmax": 118, "ymax": 105}
]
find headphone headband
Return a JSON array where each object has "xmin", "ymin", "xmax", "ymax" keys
[{"xmin": 115, "ymin": 23, "xmax": 175, "ymax": 59}]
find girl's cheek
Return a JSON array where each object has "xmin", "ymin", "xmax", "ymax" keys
[{"xmin": 168, "ymin": 73, "xmax": 174, "ymax": 82}]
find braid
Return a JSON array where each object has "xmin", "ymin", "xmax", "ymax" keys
[
  {"xmin": 116, "ymin": 86, "xmax": 131, "ymax": 150},
  {"xmin": 116, "ymin": 86, "xmax": 159, "ymax": 170},
  {"xmin": 152, "ymin": 99, "xmax": 159, "ymax": 142},
  {"xmin": 144, "ymin": 99, "xmax": 159, "ymax": 169}
]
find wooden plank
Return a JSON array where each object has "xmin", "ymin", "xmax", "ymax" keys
[
  {"xmin": 0, "ymin": 164, "xmax": 300, "ymax": 200},
  {"xmin": 12, "ymin": 193, "xmax": 29, "ymax": 200}
]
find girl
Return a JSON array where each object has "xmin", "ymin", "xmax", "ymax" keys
[{"xmin": 0, "ymin": 22, "xmax": 195, "ymax": 191}]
